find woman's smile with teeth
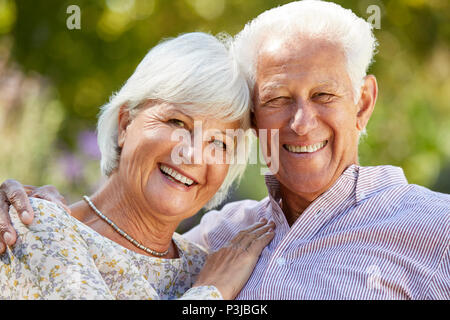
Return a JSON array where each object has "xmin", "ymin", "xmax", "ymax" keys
[
  {"xmin": 160, "ymin": 164, "xmax": 195, "ymax": 186},
  {"xmin": 284, "ymin": 140, "xmax": 328, "ymax": 153}
]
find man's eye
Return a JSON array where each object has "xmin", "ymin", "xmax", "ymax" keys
[
  {"xmin": 168, "ymin": 119, "xmax": 185, "ymax": 128},
  {"xmin": 313, "ymin": 92, "xmax": 334, "ymax": 101},
  {"xmin": 263, "ymin": 96, "xmax": 292, "ymax": 107}
]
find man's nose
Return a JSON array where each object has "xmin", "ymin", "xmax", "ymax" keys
[{"xmin": 290, "ymin": 102, "xmax": 318, "ymax": 136}]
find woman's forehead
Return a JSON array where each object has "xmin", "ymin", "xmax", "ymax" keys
[{"xmin": 141, "ymin": 101, "xmax": 241, "ymax": 129}]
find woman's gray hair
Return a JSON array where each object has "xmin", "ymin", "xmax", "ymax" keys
[{"xmin": 97, "ymin": 32, "xmax": 252, "ymax": 209}]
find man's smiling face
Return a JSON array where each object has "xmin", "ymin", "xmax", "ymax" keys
[{"xmin": 253, "ymin": 38, "xmax": 372, "ymax": 201}]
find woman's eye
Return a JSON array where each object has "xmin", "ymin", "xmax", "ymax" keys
[
  {"xmin": 168, "ymin": 119, "xmax": 185, "ymax": 128},
  {"xmin": 212, "ymin": 139, "xmax": 226, "ymax": 150}
]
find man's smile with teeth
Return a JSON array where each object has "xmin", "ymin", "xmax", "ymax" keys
[
  {"xmin": 159, "ymin": 164, "xmax": 195, "ymax": 186},
  {"xmin": 283, "ymin": 140, "xmax": 328, "ymax": 153}
]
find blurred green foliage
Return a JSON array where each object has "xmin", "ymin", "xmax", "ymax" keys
[{"xmin": 0, "ymin": 0, "xmax": 449, "ymax": 232}]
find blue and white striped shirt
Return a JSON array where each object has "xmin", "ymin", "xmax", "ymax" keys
[{"xmin": 184, "ymin": 165, "xmax": 450, "ymax": 299}]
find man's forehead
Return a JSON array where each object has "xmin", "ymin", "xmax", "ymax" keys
[
  {"xmin": 255, "ymin": 37, "xmax": 348, "ymax": 86},
  {"xmin": 257, "ymin": 75, "xmax": 342, "ymax": 96},
  {"xmin": 258, "ymin": 36, "xmax": 344, "ymax": 66}
]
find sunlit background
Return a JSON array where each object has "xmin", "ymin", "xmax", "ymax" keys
[{"xmin": 0, "ymin": 0, "xmax": 449, "ymax": 232}]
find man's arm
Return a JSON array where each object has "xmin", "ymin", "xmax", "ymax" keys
[
  {"xmin": 182, "ymin": 199, "xmax": 262, "ymax": 252},
  {"xmin": 183, "ymin": 223, "xmax": 207, "ymax": 249},
  {"xmin": 426, "ymin": 244, "xmax": 450, "ymax": 299}
]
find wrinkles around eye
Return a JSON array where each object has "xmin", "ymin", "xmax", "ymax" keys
[
  {"xmin": 168, "ymin": 119, "xmax": 186, "ymax": 128},
  {"xmin": 312, "ymin": 93, "xmax": 336, "ymax": 103},
  {"xmin": 262, "ymin": 96, "xmax": 292, "ymax": 107}
]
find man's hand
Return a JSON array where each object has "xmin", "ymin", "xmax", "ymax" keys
[
  {"xmin": 193, "ymin": 219, "xmax": 275, "ymax": 299},
  {"xmin": 0, "ymin": 179, "xmax": 70, "ymax": 253}
]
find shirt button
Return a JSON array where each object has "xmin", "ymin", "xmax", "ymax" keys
[{"xmin": 276, "ymin": 257, "xmax": 286, "ymax": 266}]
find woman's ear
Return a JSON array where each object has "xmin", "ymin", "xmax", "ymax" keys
[
  {"xmin": 356, "ymin": 75, "xmax": 378, "ymax": 131},
  {"xmin": 117, "ymin": 104, "xmax": 132, "ymax": 148}
]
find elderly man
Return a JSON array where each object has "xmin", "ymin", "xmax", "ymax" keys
[{"xmin": 1, "ymin": 1, "xmax": 449, "ymax": 299}]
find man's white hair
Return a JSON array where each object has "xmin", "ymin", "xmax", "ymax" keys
[
  {"xmin": 233, "ymin": 0, "xmax": 378, "ymax": 106},
  {"xmin": 97, "ymin": 32, "xmax": 252, "ymax": 209}
]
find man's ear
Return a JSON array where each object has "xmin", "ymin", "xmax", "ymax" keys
[
  {"xmin": 117, "ymin": 104, "xmax": 132, "ymax": 148},
  {"xmin": 356, "ymin": 75, "xmax": 378, "ymax": 131}
]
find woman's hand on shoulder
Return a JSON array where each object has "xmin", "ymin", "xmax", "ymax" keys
[
  {"xmin": 192, "ymin": 219, "xmax": 275, "ymax": 300},
  {"xmin": 0, "ymin": 179, "xmax": 69, "ymax": 253}
]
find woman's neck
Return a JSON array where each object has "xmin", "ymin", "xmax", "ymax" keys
[{"xmin": 71, "ymin": 174, "xmax": 180, "ymax": 258}]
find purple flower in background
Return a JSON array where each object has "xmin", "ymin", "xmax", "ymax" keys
[
  {"xmin": 59, "ymin": 153, "xmax": 83, "ymax": 181},
  {"xmin": 78, "ymin": 130, "xmax": 101, "ymax": 159}
]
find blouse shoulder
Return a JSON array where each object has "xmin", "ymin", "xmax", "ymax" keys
[
  {"xmin": 172, "ymin": 232, "xmax": 208, "ymax": 278},
  {"xmin": 2, "ymin": 197, "xmax": 113, "ymax": 299},
  {"xmin": 10, "ymin": 197, "xmax": 78, "ymax": 239},
  {"xmin": 173, "ymin": 232, "xmax": 208, "ymax": 255},
  {"xmin": 7, "ymin": 197, "xmax": 91, "ymax": 265}
]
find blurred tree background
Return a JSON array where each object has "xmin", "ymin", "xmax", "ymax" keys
[{"xmin": 0, "ymin": 0, "xmax": 449, "ymax": 232}]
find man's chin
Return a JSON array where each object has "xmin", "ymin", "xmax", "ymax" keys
[{"xmin": 276, "ymin": 173, "xmax": 333, "ymax": 198}]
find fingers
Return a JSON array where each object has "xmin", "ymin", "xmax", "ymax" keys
[
  {"xmin": 239, "ymin": 220, "xmax": 275, "ymax": 250},
  {"xmin": 0, "ymin": 192, "xmax": 17, "ymax": 253},
  {"xmin": 230, "ymin": 218, "xmax": 269, "ymax": 245},
  {"xmin": 0, "ymin": 181, "xmax": 69, "ymax": 255},
  {"xmin": 246, "ymin": 227, "xmax": 275, "ymax": 254},
  {"xmin": 195, "ymin": 219, "xmax": 275, "ymax": 300},
  {"xmin": 23, "ymin": 185, "xmax": 37, "ymax": 194},
  {"xmin": 230, "ymin": 218, "xmax": 275, "ymax": 253},
  {"xmin": 0, "ymin": 179, "xmax": 34, "ymax": 225},
  {"xmin": 29, "ymin": 185, "xmax": 71, "ymax": 214}
]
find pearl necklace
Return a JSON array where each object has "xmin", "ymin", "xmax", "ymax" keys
[{"xmin": 83, "ymin": 195, "xmax": 169, "ymax": 257}]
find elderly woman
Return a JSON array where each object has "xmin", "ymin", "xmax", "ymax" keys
[{"xmin": 0, "ymin": 32, "xmax": 275, "ymax": 299}]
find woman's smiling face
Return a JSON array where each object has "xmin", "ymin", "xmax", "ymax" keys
[{"xmin": 116, "ymin": 101, "xmax": 240, "ymax": 221}]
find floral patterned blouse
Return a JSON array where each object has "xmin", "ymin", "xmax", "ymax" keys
[{"xmin": 0, "ymin": 198, "xmax": 222, "ymax": 300}]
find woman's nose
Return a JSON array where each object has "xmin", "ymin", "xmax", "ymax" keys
[{"xmin": 183, "ymin": 141, "xmax": 208, "ymax": 165}]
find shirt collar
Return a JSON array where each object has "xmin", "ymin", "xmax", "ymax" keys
[
  {"xmin": 355, "ymin": 165, "xmax": 408, "ymax": 203},
  {"xmin": 264, "ymin": 164, "xmax": 409, "ymax": 208}
]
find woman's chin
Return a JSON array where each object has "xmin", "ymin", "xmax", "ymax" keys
[
  {"xmin": 142, "ymin": 168, "xmax": 211, "ymax": 219},
  {"xmin": 143, "ymin": 192, "xmax": 199, "ymax": 218}
]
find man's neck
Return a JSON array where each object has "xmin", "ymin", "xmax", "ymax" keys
[
  {"xmin": 278, "ymin": 163, "xmax": 357, "ymax": 226},
  {"xmin": 279, "ymin": 185, "xmax": 315, "ymax": 226}
]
